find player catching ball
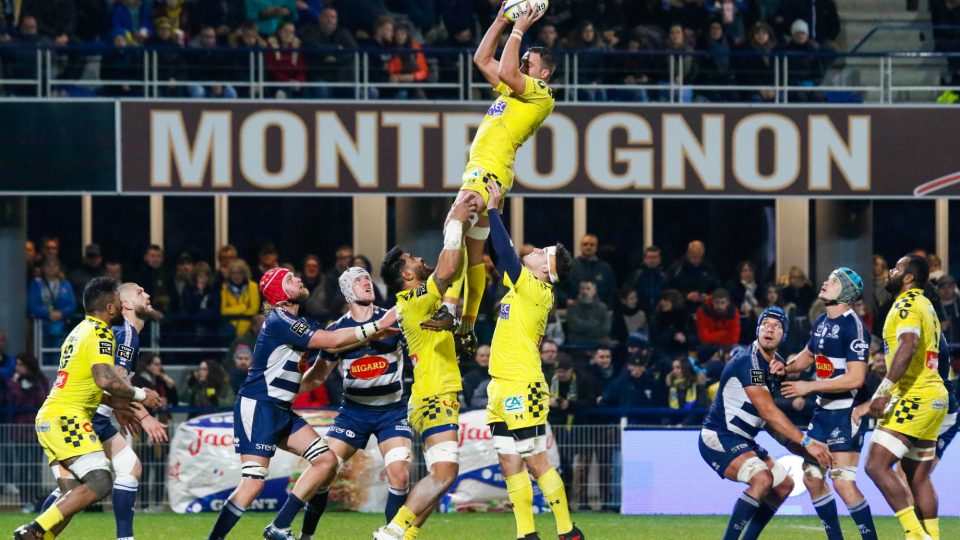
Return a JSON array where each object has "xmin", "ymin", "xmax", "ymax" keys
[{"xmin": 426, "ymin": 0, "xmax": 556, "ymax": 358}]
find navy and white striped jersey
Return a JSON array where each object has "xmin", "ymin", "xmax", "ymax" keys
[
  {"xmin": 324, "ymin": 307, "xmax": 403, "ymax": 409},
  {"xmin": 112, "ymin": 318, "xmax": 140, "ymax": 374},
  {"xmin": 703, "ymin": 343, "xmax": 782, "ymax": 441},
  {"xmin": 807, "ymin": 309, "xmax": 870, "ymax": 410},
  {"xmin": 238, "ymin": 308, "xmax": 318, "ymax": 407}
]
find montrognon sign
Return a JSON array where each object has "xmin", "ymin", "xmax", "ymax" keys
[{"xmin": 119, "ymin": 102, "xmax": 960, "ymax": 197}]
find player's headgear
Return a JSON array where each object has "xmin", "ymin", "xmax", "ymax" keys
[
  {"xmin": 339, "ymin": 266, "xmax": 371, "ymax": 304},
  {"xmin": 756, "ymin": 306, "xmax": 789, "ymax": 344},
  {"xmin": 829, "ymin": 266, "xmax": 864, "ymax": 305},
  {"xmin": 259, "ymin": 267, "xmax": 291, "ymax": 305}
]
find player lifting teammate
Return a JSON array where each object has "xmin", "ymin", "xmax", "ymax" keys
[
  {"xmin": 481, "ymin": 182, "xmax": 579, "ymax": 540},
  {"xmin": 374, "ymin": 201, "xmax": 472, "ymax": 540},
  {"xmin": 771, "ymin": 268, "xmax": 878, "ymax": 539},
  {"xmin": 15, "ymin": 277, "xmax": 162, "ymax": 540},
  {"xmin": 856, "ymin": 254, "xmax": 947, "ymax": 540},
  {"xmin": 426, "ymin": 1, "xmax": 556, "ymax": 357}
]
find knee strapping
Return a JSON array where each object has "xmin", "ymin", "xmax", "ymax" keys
[
  {"xmin": 82, "ymin": 468, "xmax": 114, "ymax": 499},
  {"xmin": 51, "ymin": 463, "xmax": 75, "ymax": 481},
  {"xmin": 829, "ymin": 466, "xmax": 858, "ymax": 481},
  {"xmin": 905, "ymin": 445, "xmax": 936, "ymax": 462},
  {"xmin": 383, "ymin": 446, "xmax": 413, "ymax": 468},
  {"xmin": 802, "ymin": 461, "xmax": 826, "ymax": 480},
  {"xmin": 424, "ymin": 440, "xmax": 459, "ymax": 470},
  {"xmin": 303, "ymin": 437, "xmax": 329, "ymax": 462},
  {"xmin": 465, "ymin": 226, "xmax": 490, "ymax": 240},
  {"xmin": 110, "ymin": 444, "xmax": 140, "ymax": 481},
  {"xmin": 872, "ymin": 430, "xmax": 910, "ymax": 460},
  {"xmin": 241, "ymin": 461, "xmax": 268, "ymax": 480},
  {"xmin": 68, "ymin": 451, "xmax": 110, "ymax": 480},
  {"xmin": 493, "ymin": 435, "xmax": 519, "ymax": 455},
  {"xmin": 515, "ymin": 436, "xmax": 547, "ymax": 459},
  {"xmin": 736, "ymin": 456, "xmax": 769, "ymax": 484},
  {"xmin": 770, "ymin": 461, "xmax": 788, "ymax": 487}
]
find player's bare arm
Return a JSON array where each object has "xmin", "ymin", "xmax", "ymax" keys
[
  {"xmin": 745, "ymin": 385, "xmax": 834, "ymax": 468},
  {"xmin": 300, "ymin": 359, "xmax": 337, "ymax": 393},
  {"xmin": 432, "ymin": 202, "xmax": 473, "ymax": 293},
  {"xmin": 130, "ymin": 401, "xmax": 168, "ymax": 443},
  {"xmin": 308, "ymin": 312, "xmax": 400, "ymax": 350},
  {"xmin": 782, "ymin": 361, "xmax": 867, "ymax": 398},
  {"xmin": 499, "ymin": 2, "xmax": 545, "ymax": 94},
  {"xmin": 868, "ymin": 332, "xmax": 918, "ymax": 418},
  {"xmin": 91, "ymin": 363, "xmax": 160, "ymax": 408},
  {"xmin": 474, "ymin": 2, "xmax": 509, "ymax": 86}
]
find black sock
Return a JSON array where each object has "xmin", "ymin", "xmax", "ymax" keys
[{"xmin": 300, "ymin": 489, "xmax": 329, "ymax": 537}]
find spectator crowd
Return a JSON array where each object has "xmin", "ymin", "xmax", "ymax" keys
[{"xmin": 0, "ymin": 0, "xmax": 843, "ymax": 102}]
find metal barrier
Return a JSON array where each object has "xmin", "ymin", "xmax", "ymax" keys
[{"xmin": 5, "ymin": 43, "xmax": 960, "ymax": 103}]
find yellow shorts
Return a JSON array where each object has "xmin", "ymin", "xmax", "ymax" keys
[
  {"xmin": 486, "ymin": 378, "xmax": 549, "ymax": 431},
  {"xmin": 878, "ymin": 392, "xmax": 949, "ymax": 441},
  {"xmin": 35, "ymin": 414, "xmax": 103, "ymax": 465},
  {"xmin": 408, "ymin": 392, "xmax": 460, "ymax": 437},
  {"xmin": 460, "ymin": 167, "xmax": 513, "ymax": 216}
]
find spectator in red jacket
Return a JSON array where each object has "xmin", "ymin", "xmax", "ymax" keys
[
  {"xmin": 264, "ymin": 21, "xmax": 306, "ymax": 99},
  {"xmin": 695, "ymin": 288, "xmax": 741, "ymax": 347}
]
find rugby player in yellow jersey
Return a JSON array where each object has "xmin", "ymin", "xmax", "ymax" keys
[
  {"xmin": 15, "ymin": 277, "xmax": 160, "ymax": 540},
  {"xmin": 427, "ymin": 1, "xmax": 556, "ymax": 358},
  {"xmin": 373, "ymin": 201, "xmax": 472, "ymax": 540},
  {"xmin": 855, "ymin": 254, "xmax": 947, "ymax": 540},
  {"xmin": 482, "ymin": 182, "xmax": 580, "ymax": 540}
]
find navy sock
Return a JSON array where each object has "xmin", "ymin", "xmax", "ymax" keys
[
  {"xmin": 723, "ymin": 492, "xmax": 760, "ymax": 540},
  {"xmin": 208, "ymin": 499, "xmax": 246, "ymax": 540},
  {"xmin": 385, "ymin": 486, "xmax": 409, "ymax": 523},
  {"xmin": 112, "ymin": 481, "xmax": 138, "ymax": 539},
  {"xmin": 40, "ymin": 488, "xmax": 60, "ymax": 513},
  {"xmin": 273, "ymin": 493, "xmax": 306, "ymax": 530},
  {"xmin": 848, "ymin": 498, "xmax": 878, "ymax": 540},
  {"xmin": 812, "ymin": 492, "xmax": 844, "ymax": 540},
  {"xmin": 300, "ymin": 489, "xmax": 329, "ymax": 537},
  {"xmin": 742, "ymin": 502, "xmax": 778, "ymax": 540}
]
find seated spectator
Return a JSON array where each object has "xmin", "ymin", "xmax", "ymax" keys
[
  {"xmin": 101, "ymin": 31, "xmax": 145, "ymax": 97},
  {"xmin": 612, "ymin": 288, "xmax": 648, "ymax": 343},
  {"xmin": 599, "ymin": 351, "xmax": 661, "ymax": 423},
  {"xmin": 215, "ymin": 244, "xmax": 239, "ymax": 286},
  {"xmin": 245, "ymin": 0, "xmax": 297, "ymax": 36},
  {"xmin": 25, "ymin": 241, "xmax": 39, "ymax": 279},
  {"xmin": 352, "ymin": 255, "xmax": 387, "ymax": 305},
  {"xmin": 566, "ymin": 280, "xmax": 612, "ymax": 346},
  {"xmin": 696, "ymin": 288, "xmax": 741, "ymax": 347},
  {"xmin": 111, "ymin": 0, "xmax": 154, "ymax": 42},
  {"xmin": 187, "ymin": 25, "xmax": 239, "ymax": 98},
  {"xmin": 735, "ymin": 22, "xmax": 777, "ymax": 102},
  {"xmin": 587, "ymin": 346, "xmax": 617, "ymax": 392},
  {"xmin": 773, "ymin": 0, "xmax": 840, "ymax": 50},
  {"xmin": 23, "ymin": 0, "xmax": 84, "ymax": 85},
  {"xmin": 608, "ymin": 32, "xmax": 654, "ymax": 103},
  {"xmin": 625, "ymin": 245, "xmax": 666, "ymax": 317},
  {"xmin": 659, "ymin": 23, "xmax": 696, "ymax": 102},
  {"xmin": 264, "ymin": 21, "xmax": 306, "ymax": 99},
  {"xmin": 540, "ymin": 339, "xmax": 560, "ymax": 381},
  {"xmin": 651, "ymin": 288, "xmax": 693, "ymax": 358},
  {"xmin": 228, "ymin": 344, "xmax": 253, "ymax": 393},
  {"xmin": 132, "ymin": 353, "xmax": 179, "ymax": 419},
  {"xmin": 781, "ymin": 265, "xmax": 815, "ymax": 317},
  {"xmin": 300, "ymin": 6, "xmax": 358, "ymax": 95},
  {"xmin": 223, "ymin": 313, "xmax": 265, "ymax": 367},
  {"xmin": 536, "ymin": 22, "xmax": 559, "ymax": 49},
  {"xmin": 28, "ymin": 257, "xmax": 77, "ymax": 347},
  {"xmin": 153, "ymin": 0, "xmax": 191, "ymax": 43},
  {"xmin": 2, "ymin": 16, "xmax": 48, "ymax": 97},
  {"xmin": 324, "ymin": 245, "xmax": 354, "ymax": 314},
  {"xmin": 228, "ymin": 21, "xmax": 265, "ymax": 97},
  {"xmin": 6, "ymin": 352, "xmax": 48, "ymax": 512},
  {"xmin": 387, "ymin": 23, "xmax": 429, "ymax": 100},
  {"xmin": 146, "ymin": 17, "xmax": 185, "ymax": 96},
  {"xmin": 68, "ymin": 244, "xmax": 104, "ymax": 306},
  {"xmin": 939, "ymin": 275, "xmax": 959, "ymax": 343},
  {"xmin": 711, "ymin": 0, "xmax": 746, "ymax": 46},
  {"xmin": 565, "ymin": 234, "xmax": 617, "ymax": 306},
  {"xmin": 301, "ymin": 254, "xmax": 328, "ymax": 319},
  {"xmin": 105, "ymin": 260, "xmax": 124, "ymax": 282},
  {"xmin": 254, "ymin": 243, "xmax": 278, "ymax": 282},
  {"xmin": 544, "ymin": 307, "xmax": 566, "ymax": 346},
  {"xmin": 929, "ymin": 252, "xmax": 946, "ymax": 283},
  {"xmin": 183, "ymin": 261, "xmax": 222, "ymax": 346},
  {"xmin": 665, "ymin": 356, "xmax": 707, "ymax": 425},
  {"xmin": 171, "ymin": 252, "xmax": 194, "ymax": 312},
  {"xmin": 357, "ymin": 15, "xmax": 394, "ymax": 98},
  {"xmin": 220, "ymin": 260, "xmax": 260, "ymax": 337},
  {"xmin": 780, "ymin": 19, "xmax": 823, "ymax": 102},
  {"xmin": 7, "ymin": 353, "xmax": 48, "ymax": 424},
  {"xmin": 697, "ymin": 19, "xmax": 736, "ymax": 102},
  {"xmin": 135, "ymin": 244, "xmax": 172, "ymax": 315},
  {"xmin": 566, "ymin": 20, "xmax": 608, "ymax": 101},
  {"xmin": 728, "ymin": 260, "xmax": 760, "ymax": 344},
  {"xmin": 461, "ymin": 344, "xmax": 491, "ymax": 409},
  {"xmin": 182, "ymin": 359, "xmax": 234, "ymax": 416},
  {"xmin": 667, "ymin": 240, "xmax": 719, "ymax": 308},
  {"xmin": 193, "ymin": 0, "xmax": 246, "ymax": 41},
  {"xmin": 334, "ymin": 0, "xmax": 386, "ymax": 35}
]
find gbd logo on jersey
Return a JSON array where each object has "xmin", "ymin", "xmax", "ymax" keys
[
  {"xmin": 815, "ymin": 355, "xmax": 835, "ymax": 378},
  {"xmin": 504, "ymin": 395, "xmax": 524, "ymax": 413},
  {"xmin": 350, "ymin": 356, "xmax": 390, "ymax": 380}
]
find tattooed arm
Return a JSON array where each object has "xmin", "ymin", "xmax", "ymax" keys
[{"xmin": 92, "ymin": 364, "xmax": 160, "ymax": 408}]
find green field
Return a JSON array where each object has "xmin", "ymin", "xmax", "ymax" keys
[{"xmin": 1, "ymin": 512, "xmax": 958, "ymax": 539}]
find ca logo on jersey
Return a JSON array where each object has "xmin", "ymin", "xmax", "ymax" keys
[{"xmin": 504, "ymin": 395, "xmax": 524, "ymax": 413}]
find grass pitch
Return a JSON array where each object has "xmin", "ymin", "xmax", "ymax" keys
[{"xmin": 1, "ymin": 512, "xmax": 959, "ymax": 539}]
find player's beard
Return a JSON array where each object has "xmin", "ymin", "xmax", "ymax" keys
[
  {"xmin": 885, "ymin": 273, "xmax": 904, "ymax": 295},
  {"xmin": 416, "ymin": 264, "xmax": 433, "ymax": 281},
  {"xmin": 109, "ymin": 307, "xmax": 124, "ymax": 325},
  {"xmin": 288, "ymin": 287, "xmax": 310, "ymax": 304}
]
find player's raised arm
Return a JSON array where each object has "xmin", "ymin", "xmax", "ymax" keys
[
  {"xmin": 307, "ymin": 320, "xmax": 399, "ymax": 350},
  {"xmin": 485, "ymin": 182, "xmax": 522, "ymax": 282},
  {"xmin": 744, "ymin": 385, "xmax": 834, "ymax": 468},
  {"xmin": 499, "ymin": 1, "xmax": 546, "ymax": 94},
  {"xmin": 474, "ymin": 2, "xmax": 509, "ymax": 86},
  {"xmin": 432, "ymin": 202, "xmax": 472, "ymax": 291}
]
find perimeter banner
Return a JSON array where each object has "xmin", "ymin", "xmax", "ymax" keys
[{"xmin": 120, "ymin": 101, "xmax": 960, "ymax": 197}]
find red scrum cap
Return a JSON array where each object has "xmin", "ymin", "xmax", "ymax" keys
[{"xmin": 259, "ymin": 267, "xmax": 291, "ymax": 305}]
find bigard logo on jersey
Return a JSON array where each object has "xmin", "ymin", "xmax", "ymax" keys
[
  {"xmin": 349, "ymin": 356, "xmax": 390, "ymax": 380},
  {"xmin": 816, "ymin": 355, "xmax": 835, "ymax": 378}
]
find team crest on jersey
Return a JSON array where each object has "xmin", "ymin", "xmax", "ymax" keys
[
  {"xmin": 291, "ymin": 320, "xmax": 310, "ymax": 336},
  {"xmin": 350, "ymin": 356, "xmax": 390, "ymax": 380},
  {"xmin": 827, "ymin": 325, "xmax": 840, "ymax": 339},
  {"xmin": 815, "ymin": 323, "xmax": 827, "ymax": 337},
  {"xmin": 117, "ymin": 344, "xmax": 134, "ymax": 360},
  {"xmin": 850, "ymin": 339, "xmax": 869, "ymax": 358},
  {"xmin": 750, "ymin": 369, "xmax": 764, "ymax": 384},
  {"xmin": 499, "ymin": 304, "xmax": 511, "ymax": 320},
  {"xmin": 816, "ymin": 356, "xmax": 835, "ymax": 378},
  {"xmin": 504, "ymin": 395, "xmax": 524, "ymax": 413},
  {"xmin": 487, "ymin": 101, "xmax": 507, "ymax": 116},
  {"xmin": 99, "ymin": 341, "xmax": 113, "ymax": 355}
]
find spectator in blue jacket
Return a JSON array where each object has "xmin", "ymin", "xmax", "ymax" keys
[
  {"xmin": 111, "ymin": 0, "xmax": 155, "ymax": 42},
  {"xmin": 599, "ymin": 351, "xmax": 661, "ymax": 424},
  {"xmin": 28, "ymin": 257, "xmax": 77, "ymax": 348}
]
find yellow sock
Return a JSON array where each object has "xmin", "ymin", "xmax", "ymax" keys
[
  {"xmin": 35, "ymin": 505, "xmax": 64, "ymax": 532},
  {"xmin": 389, "ymin": 505, "xmax": 417, "ymax": 532},
  {"xmin": 403, "ymin": 525, "xmax": 421, "ymax": 540},
  {"xmin": 896, "ymin": 506, "xmax": 926, "ymax": 539},
  {"xmin": 535, "ymin": 468, "xmax": 573, "ymax": 535},
  {"xmin": 506, "ymin": 472, "xmax": 536, "ymax": 537},
  {"xmin": 923, "ymin": 517, "xmax": 940, "ymax": 540},
  {"xmin": 462, "ymin": 263, "xmax": 486, "ymax": 322}
]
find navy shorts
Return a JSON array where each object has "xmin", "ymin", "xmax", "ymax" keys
[
  {"xmin": 806, "ymin": 407, "xmax": 865, "ymax": 453},
  {"xmin": 699, "ymin": 428, "xmax": 768, "ymax": 479},
  {"xmin": 936, "ymin": 393, "xmax": 959, "ymax": 460},
  {"xmin": 92, "ymin": 411, "xmax": 119, "ymax": 442},
  {"xmin": 234, "ymin": 396, "xmax": 309, "ymax": 458},
  {"xmin": 326, "ymin": 400, "xmax": 412, "ymax": 449}
]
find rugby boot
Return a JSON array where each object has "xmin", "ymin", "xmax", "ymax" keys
[
  {"xmin": 420, "ymin": 305, "xmax": 457, "ymax": 332},
  {"xmin": 558, "ymin": 525, "xmax": 585, "ymax": 540},
  {"xmin": 12, "ymin": 522, "xmax": 45, "ymax": 540},
  {"xmin": 263, "ymin": 524, "xmax": 296, "ymax": 540}
]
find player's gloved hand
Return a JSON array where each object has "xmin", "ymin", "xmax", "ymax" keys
[
  {"xmin": 455, "ymin": 321, "xmax": 479, "ymax": 361},
  {"xmin": 420, "ymin": 305, "xmax": 458, "ymax": 332},
  {"xmin": 804, "ymin": 438, "xmax": 834, "ymax": 469},
  {"xmin": 140, "ymin": 414, "xmax": 169, "ymax": 444}
]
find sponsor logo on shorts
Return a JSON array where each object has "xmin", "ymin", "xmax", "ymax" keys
[
  {"xmin": 487, "ymin": 101, "xmax": 507, "ymax": 116},
  {"xmin": 395, "ymin": 424, "xmax": 413, "ymax": 433},
  {"xmin": 504, "ymin": 395, "xmax": 524, "ymax": 414},
  {"xmin": 117, "ymin": 344, "xmax": 134, "ymax": 360},
  {"xmin": 99, "ymin": 341, "xmax": 113, "ymax": 355},
  {"xmin": 291, "ymin": 320, "xmax": 310, "ymax": 336},
  {"xmin": 730, "ymin": 443, "xmax": 748, "ymax": 453},
  {"xmin": 35, "ymin": 422, "xmax": 50, "ymax": 433},
  {"xmin": 349, "ymin": 356, "xmax": 390, "ymax": 380},
  {"xmin": 255, "ymin": 443, "xmax": 277, "ymax": 452},
  {"xmin": 815, "ymin": 356, "xmax": 835, "ymax": 378},
  {"xmin": 827, "ymin": 427, "xmax": 847, "ymax": 445},
  {"xmin": 750, "ymin": 369, "xmax": 765, "ymax": 385},
  {"xmin": 499, "ymin": 304, "xmax": 511, "ymax": 320},
  {"xmin": 328, "ymin": 426, "xmax": 358, "ymax": 439}
]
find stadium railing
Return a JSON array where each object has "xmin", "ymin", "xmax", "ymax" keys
[{"xmin": 4, "ymin": 43, "xmax": 960, "ymax": 103}]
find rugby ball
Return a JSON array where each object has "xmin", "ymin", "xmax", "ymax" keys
[{"xmin": 504, "ymin": 0, "xmax": 549, "ymax": 23}]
